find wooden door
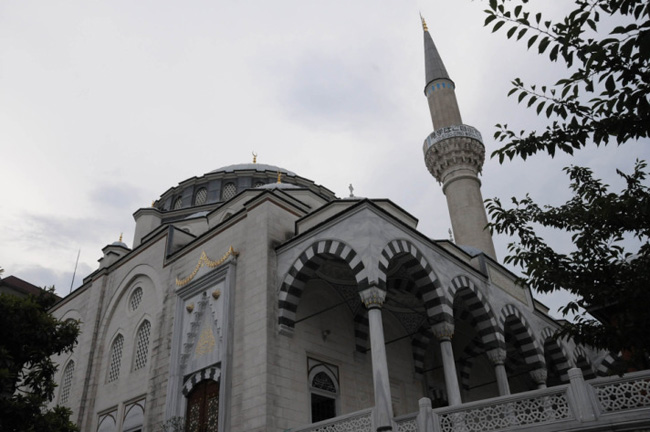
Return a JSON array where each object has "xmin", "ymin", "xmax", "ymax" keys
[{"xmin": 185, "ymin": 380, "xmax": 220, "ymax": 432}]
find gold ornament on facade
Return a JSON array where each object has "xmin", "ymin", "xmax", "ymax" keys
[
  {"xmin": 186, "ymin": 303, "xmax": 195, "ymax": 313},
  {"xmin": 175, "ymin": 246, "xmax": 239, "ymax": 287},
  {"xmin": 211, "ymin": 289, "xmax": 221, "ymax": 300},
  {"xmin": 277, "ymin": 171, "xmax": 282, "ymax": 184},
  {"xmin": 195, "ymin": 327, "xmax": 216, "ymax": 357},
  {"xmin": 252, "ymin": 152, "xmax": 257, "ymax": 163}
]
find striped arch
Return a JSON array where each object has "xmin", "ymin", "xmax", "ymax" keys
[
  {"xmin": 573, "ymin": 346, "xmax": 596, "ymax": 379},
  {"xmin": 182, "ymin": 367, "xmax": 221, "ymax": 396},
  {"xmin": 459, "ymin": 337, "xmax": 486, "ymax": 391},
  {"xmin": 278, "ymin": 240, "xmax": 368, "ymax": 331},
  {"xmin": 449, "ymin": 276, "xmax": 502, "ymax": 350},
  {"xmin": 412, "ymin": 327, "xmax": 434, "ymax": 377},
  {"xmin": 596, "ymin": 352, "xmax": 619, "ymax": 377},
  {"xmin": 499, "ymin": 304, "xmax": 546, "ymax": 370},
  {"xmin": 540, "ymin": 327, "xmax": 571, "ymax": 383},
  {"xmin": 353, "ymin": 308, "xmax": 369, "ymax": 354},
  {"xmin": 378, "ymin": 239, "xmax": 448, "ymax": 322}
]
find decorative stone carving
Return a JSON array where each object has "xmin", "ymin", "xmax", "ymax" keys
[
  {"xmin": 486, "ymin": 348, "xmax": 507, "ymax": 365},
  {"xmin": 186, "ymin": 303, "xmax": 195, "ymax": 313},
  {"xmin": 530, "ymin": 368, "xmax": 548, "ymax": 386},
  {"xmin": 359, "ymin": 287, "xmax": 386, "ymax": 309},
  {"xmin": 422, "ymin": 124, "xmax": 485, "ymax": 183},
  {"xmin": 431, "ymin": 322, "xmax": 455, "ymax": 341}
]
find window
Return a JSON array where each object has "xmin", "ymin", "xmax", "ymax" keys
[
  {"xmin": 308, "ymin": 358, "xmax": 339, "ymax": 423},
  {"xmin": 59, "ymin": 360, "xmax": 75, "ymax": 404},
  {"xmin": 133, "ymin": 321, "xmax": 151, "ymax": 370},
  {"xmin": 107, "ymin": 334, "xmax": 124, "ymax": 383},
  {"xmin": 221, "ymin": 183, "xmax": 236, "ymax": 201},
  {"xmin": 173, "ymin": 196, "xmax": 183, "ymax": 210},
  {"xmin": 254, "ymin": 181, "xmax": 265, "ymax": 188},
  {"xmin": 195, "ymin": 187, "xmax": 208, "ymax": 205},
  {"xmin": 129, "ymin": 287, "xmax": 143, "ymax": 311}
]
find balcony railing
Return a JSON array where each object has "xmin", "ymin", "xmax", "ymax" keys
[{"xmin": 289, "ymin": 368, "xmax": 650, "ymax": 432}]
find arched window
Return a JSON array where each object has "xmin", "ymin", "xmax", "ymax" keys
[
  {"xmin": 221, "ymin": 183, "xmax": 236, "ymax": 201},
  {"xmin": 59, "ymin": 360, "xmax": 75, "ymax": 404},
  {"xmin": 186, "ymin": 380, "xmax": 220, "ymax": 432},
  {"xmin": 107, "ymin": 334, "xmax": 124, "ymax": 383},
  {"xmin": 195, "ymin": 187, "xmax": 208, "ymax": 205},
  {"xmin": 173, "ymin": 196, "xmax": 183, "ymax": 210},
  {"xmin": 308, "ymin": 359, "xmax": 339, "ymax": 423},
  {"xmin": 133, "ymin": 321, "xmax": 151, "ymax": 370},
  {"xmin": 129, "ymin": 287, "xmax": 143, "ymax": 312}
]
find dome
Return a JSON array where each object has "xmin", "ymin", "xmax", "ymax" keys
[
  {"xmin": 210, "ymin": 163, "xmax": 297, "ymax": 177},
  {"xmin": 257, "ymin": 183, "xmax": 301, "ymax": 190}
]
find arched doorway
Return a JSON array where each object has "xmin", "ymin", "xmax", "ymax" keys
[{"xmin": 186, "ymin": 379, "xmax": 219, "ymax": 432}]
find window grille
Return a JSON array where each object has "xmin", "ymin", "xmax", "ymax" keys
[
  {"xmin": 221, "ymin": 183, "xmax": 236, "ymax": 201},
  {"xmin": 195, "ymin": 187, "xmax": 208, "ymax": 205},
  {"xmin": 107, "ymin": 334, "xmax": 124, "ymax": 382},
  {"xmin": 130, "ymin": 287, "xmax": 143, "ymax": 311},
  {"xmin": 60, "ymin": 360, "xmax": 75, "ymax": 404},
  {"xmin": 134, "ymin": 321, "xmax": 151, "ymax": 370},
  {"xmin": 173, "ymin": 197, "xmax": 183, "ymax": 210}
]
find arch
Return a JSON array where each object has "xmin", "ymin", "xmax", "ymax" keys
[
  {"xmin": 59, "ymin": 358, "xmax": 75, "ymax": 404},
  {"xmin": 596, "ymin": 352, "xmax": 619, "ymax": 377},
  {"xmin": 449, "ymin": 276, "xmax": 502, "ymax": 350},
  {"xmin": 133, "ymin": 319, "xmax": 152, "ymax": 371},
  {"xmin": 540, "ymin": 327, "xmax": 571, "ymax": 383},
  {"xmin": 499, "ymin": 304, "xmax": 545, "ymax": 370},
  {"xmin": 458, "ymin": 337, "xmax": 485, "ymax": 391},
  {"xmin": 182, "ymin": 367, "xmax": 221, "ymax": 396},
  {"xmin": 353, "ymin": 308, "xmax": 369, "ymax": 354},
  {"xmin": 106, "ymin": 333, "xmax": 125, "ymax": 383},
  {"xmin": 411, "ymin": 327, "xmax": 434, "ymax": 377},
  {"xmin": 122, "ymin": 400, "xmax": 145, "ymax": 432},
  {"xmin": 378, "ymin": 239, "xmax": 448, "ymax": 322},
  {"xmin": 278, "ymin": 240, "xmax": 368, "ymax": 331},
  {"xmin": 573, "ymin": 346, "xmax": 596, "ymax": 379}
]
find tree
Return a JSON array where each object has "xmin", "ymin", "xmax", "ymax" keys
[
  {"xmin": 0, "ymin": 287, "xmax": 80, "ymax": 432},
  {"xmin": 483, "ymin": 0, "xmax": 650, "ymax": 369}
]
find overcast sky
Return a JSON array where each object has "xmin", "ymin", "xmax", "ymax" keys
[{"xmin": 1, "ymin": 1, "xmax": 647, "ymax": 316}]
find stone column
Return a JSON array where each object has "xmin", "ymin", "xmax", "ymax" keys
[
  {"xmin": 487, "ymin": 348, "xmax": 510, "ymax": 396},
  {"xmin": 360, "ymin": 287, "xmax": 394, "ymax": 431},
  {"xmin": 530, "ymin": 368, "xmax": 548, "ymax": 389},
  {"xmin": 432, "ymin": 322, "xmax": 462, "ymax": 406}
]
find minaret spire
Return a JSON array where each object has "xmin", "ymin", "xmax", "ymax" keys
[{"xmin": 420, "ymin": 16, "xmax": 497, "ymax": 259}]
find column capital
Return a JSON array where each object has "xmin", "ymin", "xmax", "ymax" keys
[
  {"xmin": 431, "ymin": 321, "xmax": 455, "ymax": 341},
  {"xmin": 359, "ymin": 287, "xmax": 386, "ymax": 309},
  {"xmin": 486, "ymin": 348, "xmax": 507, "ymax": 365},
  {"xmin": 530, "ymin": 368, "xmax": 548, "ymax": 386}
]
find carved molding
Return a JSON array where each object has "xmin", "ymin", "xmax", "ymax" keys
[{"xmin": 422, "ymin": 125, "xmax": 485, "ymax": 183}]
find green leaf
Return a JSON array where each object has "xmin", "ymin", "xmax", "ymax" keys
[
  {"xmin": 527, "ymin": 35, "xmax": 538, "ymax": 49},
  {"xmin": 493, "ymin": 20, "xmax": 505, "ymax": 32}
]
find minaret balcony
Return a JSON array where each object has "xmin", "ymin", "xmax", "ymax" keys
[{"xmin": 423, "ymin": 124, "xmax": 486, "ymax": 183}]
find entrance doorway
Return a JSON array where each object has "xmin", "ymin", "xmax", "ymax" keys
[{"xmin": 185, "ymin": 379, "xmax": 219, "ymax": 432}]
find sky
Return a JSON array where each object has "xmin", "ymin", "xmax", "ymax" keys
[{"xmin": 1, "ymin": 1, "xmax": 647, "ymax": 316}]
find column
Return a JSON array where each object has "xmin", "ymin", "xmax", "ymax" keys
[
  {"xmin": 360, "ymin": 287, "xmax": 394, "ymax": 431},
  {"xmin": 487, "ymin": 348, "xmax": 510, "ymax": 395},
  {"xmin": 432, "ymin": 322, "xmax": 462, "ymax": 406},
  {"xmin": 530, "ymin": 368, "xmax": 548, "ymax": 389}
]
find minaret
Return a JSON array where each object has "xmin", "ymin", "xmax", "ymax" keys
[{"xmin": 420, "ymin": 17, "xmax": 497, "ymax": 259}]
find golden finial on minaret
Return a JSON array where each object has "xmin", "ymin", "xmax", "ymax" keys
[
  {"xmin": 119, "ymin": 233, "xmax": 123, "ymax": 242},
  {"xmin": 420, "ymin": 13, "xmax": 428, "ymax": 32},
  {"xmin": 252, "ymin": 152, "xmax": 257, "ymax": 163},
  {"xmin": 277, "ymin": 171, "xmax": 282, "ymax": 184}
]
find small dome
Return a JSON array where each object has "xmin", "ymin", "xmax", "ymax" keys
[
  {"xmin": 459, "ymin": 245, "xmax": 483, "ymax": 256},
  {"xmin": 111, "ymin": 241, "xmax": 128, "ymax": 248}
]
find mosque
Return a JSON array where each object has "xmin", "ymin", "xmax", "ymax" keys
[{"xmin": 48, "ymin": 18, "xmax": 650, "ymax": 432}]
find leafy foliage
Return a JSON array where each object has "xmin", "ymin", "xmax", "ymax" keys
[
  {"xmin": 485, "ymin": 0, "xmax": 650, "ymax": 162},
  {"xmin": 484, "ymin": 0, "xmax": 650, "ymax": 368},
  {"xmin": 486, "ymin": 162, "xmax": 650, "ymax": 364},
  {"xmin": 0, "ymin": 288, "xmax": 79, "ymax": 432}
]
